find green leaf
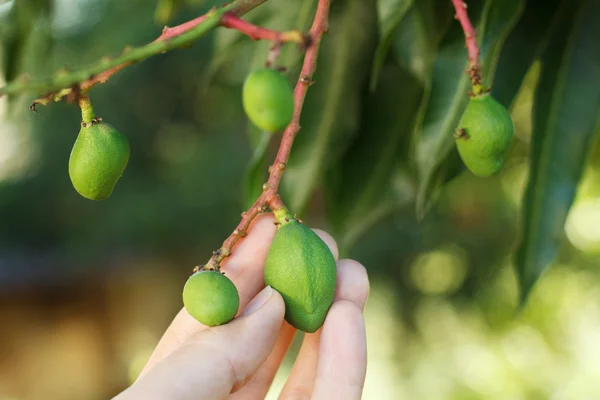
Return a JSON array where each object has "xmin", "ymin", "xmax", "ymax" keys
[
  {"xmin": 392, "ymin": 0, "xmax": 452, "ymax": 82},
  {"xmin": 326, "ymin": 58, "xmax": 422, "ymax": 248},
  {"xmin": 369, "ymin": 0, "xmax": 413, "ymax": 90},
  {"xmin": 280, "ymin": 0, "xmax": 379, "ymax": 214},
  {"xmin": 515, "ymin": 0, "xmax": 600, "ymax": 302},
  {"xmin": 492, "ymin": 0, "xmax": 563, "ymax": 108},
  {"xmin": 414, "ymin": 0, "xmax": 524, "ymax": 218},
  {"xmin": 154, "ymin": 0, "xmax": 184, "ymax": 25},
  {"xmin": 2, "ymin": 0, "xmax": 53, "ymax": 83},
  {"xmin": 205, "ymin": 1, "xmax": 315, "ymax": 87},
  {"xmin": 242, "ymin": 130, "xmax": 271, "ymax": 209}
]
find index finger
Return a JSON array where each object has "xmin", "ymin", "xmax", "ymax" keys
[{"xmin": 139, "ymin": 213, "xmax": 278, "ymax": 376}]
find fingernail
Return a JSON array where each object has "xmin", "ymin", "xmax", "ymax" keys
[{"xmin": 242, "ymin": 286, "xmax": 274, "ymax": 316}]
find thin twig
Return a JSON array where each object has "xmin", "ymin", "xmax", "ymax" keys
[
  {"xmin": 451, "ymin": 0, "xmax": 483, "ymax": 94},
  {"xmin": 221, "ymin": 12, "xmax": 306, "ymax": 44},
  {"xmin": 197, "ymin": 0, "xmax": 331, "ymax": 272},
  {"xmin": 0, "ymin": 0, "xmax": 269, "ymax": 98}
]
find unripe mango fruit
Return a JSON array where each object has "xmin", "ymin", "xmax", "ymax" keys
[
  {"xmin": 264, "ymin": 220, "xmax": 336, "ymax": 333},
  {"xmin": 69, "ymin": 122, "xmax": 130, "ymax": 200},
  {"xmin": 183, "ymin": 270, "xmax": 240, "ymax": 326},
  {"xmin": 455, "ymin": 93, "xmax": 514, "ymax": 177},
  {"xmin": 242, "ymin": 68, "xmax": 294, "ymax": 133}
]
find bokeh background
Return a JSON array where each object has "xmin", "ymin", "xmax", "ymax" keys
[{"xmin": 1, "ymin": 0, "xmax": 600, "ymax": 399}]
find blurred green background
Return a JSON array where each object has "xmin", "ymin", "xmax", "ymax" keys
[{"xmin": 1, "ymin": 0, "xmax": 600, "ymax": 399}]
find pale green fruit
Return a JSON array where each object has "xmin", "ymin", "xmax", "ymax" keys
[
  {"xmin": 455, "ymin": 93, "xmax": 514, "ymax": 177},
  {"xmin": 242, "ymin": 68, "xmax": 294, "ymax": 133},
  {"xmin": 68, "ymin": 122, "xmax": 130, "ymax": 200},
  {"xmin": 183, "ymin": 271, "xmax": 240, "ymax": 326}
]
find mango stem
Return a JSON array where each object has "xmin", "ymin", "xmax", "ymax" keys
[
  {"xmin": 78, "ymin": 95, "xmax": 96, "ymax": 124},
  {"xmin": 273, "ymin": 205, "xmax": 294, "ymax": 226}
]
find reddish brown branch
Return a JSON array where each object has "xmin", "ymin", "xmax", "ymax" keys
[
  {"xmin": 160, "ymin": 15, "xmax": 209, "ymax": 40},
  {"xmin": 198, "ymin": 0, "xmax": 331, "ymax": 272},
  {"xmin": 451, "ymin": 0, "xmax": 483, "ymax": 93}
]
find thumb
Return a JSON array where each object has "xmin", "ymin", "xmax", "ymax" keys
[{"xmin": 115, "ymin": 286, "xmax": 285, "ymax": 400}]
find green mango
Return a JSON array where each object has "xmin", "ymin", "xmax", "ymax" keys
[
  {"xmin": 264, "ymin": 220, "xmax": 337, "ymax": 333},
  {"xmin": 242, "ymin": 68, "xmax": 294, "ymax": 134},
  {"xmin": 455, "ymin": 93, "xmax": 515, "ymax": 177},
  {"xmin": 183, "ymin": 270, "xmax": 240, "ymax": 326},
  {"xmin": 68, "ymin": 122, "xmax": 130, "ymax": 200}
]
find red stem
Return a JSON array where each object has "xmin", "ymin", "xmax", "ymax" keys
[
  {"xmin": 198, "ymin": 0, "xmax": 331, "ymax": 272},
  {"xmin": 451, "ymin": 0, "xmax": 483, "ymax": 93},
  {"xmin": 159, "ymin": 15, "xmax": 208, "ymax": 40},
  {"xmin": 221, "ymin": 12, "xmax": 305, "ymax": 43}
]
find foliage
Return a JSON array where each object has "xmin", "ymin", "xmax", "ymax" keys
[{"xmin": 0, "ymin": 0, "xmax": 599, "ymax": 333}]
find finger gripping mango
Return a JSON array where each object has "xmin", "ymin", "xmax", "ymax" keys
[
  {"xmin": 264, "ymin": 220, "xmax": 337, "ymax": 333},
  {"xmin": 183, "ymin": 270, "xmax": 240, "ymax": 326},
  {"xmin": 69, "ymin": 122, "xmax": 130, "ymax": 200},
  {"xmin": 455, "ymin": 93, "xmax": 514, "ymax": 177}
]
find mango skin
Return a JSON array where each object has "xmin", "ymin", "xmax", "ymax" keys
[
  {"xmin": 242, "ymin": 68, "xmax": 294, "ymax": 133},
  {"xmin": 264, "ymin": 220, "xmax": 337, "ymax": 333},
  {"xmin": 69, "ymin": 122, "xmax": 130, "ymax": 200},
  {"xmin": 183, "ymin": 271, "xmax": 240, "ymax": 326},
  {"xmin": 455, "ymin": 94, "xmax": 514, "ymax": 177}
]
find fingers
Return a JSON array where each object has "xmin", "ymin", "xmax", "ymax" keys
[
  {"xmin": 140, "ymin": 213, "xmax": 278, "ymax": 376},
  {"xmin": 228, "ymin": 322, "xmax": 296, "ymax": 400},
  {"xmin": 332, "ymin": 259, "xmax": 370, "ymax": 310},
  {"xmin": 279, "ymin": 259, "xmax": 369, "ymax": 399},
  {"xmin": 313, "ymin": 229, "xmax": 339, "ymax": 260},
  {"xmin": 116, "ymin": 287, "xmax": 285, "ymax": 400},
  {"xmin": 311, "ymin": 301, "xmax": 367, "ymax": 400},
  {"xmin": 230, "ymin": 229, "xmax": 340, "ymax": 399}
]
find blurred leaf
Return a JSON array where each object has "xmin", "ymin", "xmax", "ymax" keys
[
  {"xmin": 414, "ymin": 0, "xmax": 524, "ymax": 219},
  {"xmin": 242, "ymin": 130, "xmax": 271, "ymax": 209},
  {"xmin": 326, "ymin": 58, "xmax": 422, "ymax": 248},
  {"xmin": 324, "ymin": 0, "xmax": 449, "ymax": 247},
  {"xmin": 492, "ymin": 0, "xmax": 563, "ymax": 108},
  {"xmin": 205, "ymin": 1, "xmax": 315, "ymax": 87},
  {"xmin": 154, "ymin": 0, "xmax": 184, "ymax": 25},
  {"xmin": 280, "ymin": 0, "xmax": 379, "ymax": 214},
  {"xmin": 2, "ymin": 0, "xmax": 53, "ymax": 83},
  {"xmin": 515, "ymin": 0, "xmax": 600, "ymax": 302},
  {"xmin": 369, "ymin": 0, "xmax": 413, "ymax": 90},
  {"xmin": 392, "ymin": 0, "xmax": 452, "ymax": 82}
]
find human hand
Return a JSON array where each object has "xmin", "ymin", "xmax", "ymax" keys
[{"xmin": 114, "ymin": 213, "xmax": 370, "ymax": 400}]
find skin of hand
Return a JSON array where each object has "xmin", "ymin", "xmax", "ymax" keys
[{"xmin": 113, "ymin": 213, "xmax": 370, "ymax": 400}]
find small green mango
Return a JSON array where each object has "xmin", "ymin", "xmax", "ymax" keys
[
  {"xmin": 455, "ymin": 93, "xmax": 514, "ymax": 177},
  {"xmin": 242, "ymin": 68, "xmax": 294, "ymax": 134},
  {"xmin": 264, "ymin": 220, "xmax": 336, "ymax": 333},
  {"xmin": 69, "ymin": 122, "xmax": 130, "ymax": 200},
  {"xmin": 183, "ymin": 270, "xmax": 240, "ymax": 326}
]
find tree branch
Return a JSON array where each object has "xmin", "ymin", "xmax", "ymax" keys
[
  {"xmin": 198, "ymin": 0, "xmax": 332, "ymax": 272},
  {"xmin": 451, "ymin": 0, "xmax": 483, "ymax": 94},
  {"xmin": 0, "ymin": 0, "xmax": 269, "ymax": 99}
]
